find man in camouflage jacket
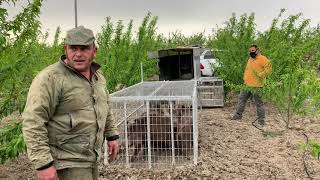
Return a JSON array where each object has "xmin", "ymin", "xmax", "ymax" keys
[{"xmin": 22, "ymin": 26, "xmax": 119, "ymax": 180}]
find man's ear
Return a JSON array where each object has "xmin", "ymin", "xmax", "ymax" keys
[
  {"xmin": 93, "ymin": 47, "xmax": 97, "ymax": 58},
  {"xmin": 64, "ymin": 45, "xmax": 67, "ymax": 54}
]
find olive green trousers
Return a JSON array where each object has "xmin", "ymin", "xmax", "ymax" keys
[{"xmin": 57, "ymin": 165, "xmax": 98, "ymax": 180}]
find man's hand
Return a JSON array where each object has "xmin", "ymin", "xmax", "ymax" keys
[
  {"xmin": 37, "ymin": 166, "xmax": 59, "ymax": 180},
  {"xmin": 107, "ymin": 140, "xmax": 119, "ymax": 161}
]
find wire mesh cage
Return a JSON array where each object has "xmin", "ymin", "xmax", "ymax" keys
[
  {"xmin": 197, "ymin": 77, "xmax": 224, "ymax": 107},
  {"xmin": 109, "ymin": 81, "xmax": 198, "ymax": 169}
]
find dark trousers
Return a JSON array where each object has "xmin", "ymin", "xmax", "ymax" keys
[{"xmin": 235, "ymin": 90, "xmax": 265, "ymax": 122}]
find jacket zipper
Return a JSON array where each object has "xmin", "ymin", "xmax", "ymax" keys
[{"xmin": 69, "ymin": 113, "xmax": 73, "ymax": 128}]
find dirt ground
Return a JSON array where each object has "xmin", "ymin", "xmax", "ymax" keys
[{"xmin": 1, "ymin": 98, "xmax": 320, "ymax": 180}]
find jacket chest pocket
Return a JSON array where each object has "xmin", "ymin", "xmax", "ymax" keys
[
  {"xmin": 65, "ymin": 109, "xmax": 97, "ymax": 131},
  {"xmin": 62, "ymin": 82, "xmax": 93, "ymax": 111}
]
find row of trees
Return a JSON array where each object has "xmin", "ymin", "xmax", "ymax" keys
[
  {"xmin": 96, "ymin": 13, "xmax": 212, "ymax": 91},
  {"xmin": 0, "ymin": 1, "xmax": 319, "ymax": 163},
  {"xmin": 211, "ymin": 9, "xmax": 320, "ymax": 122}
]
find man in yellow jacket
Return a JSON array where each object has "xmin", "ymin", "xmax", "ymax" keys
[{"xmin": 231, "ymin": 44, "xmax": 272, "ymax": 129}]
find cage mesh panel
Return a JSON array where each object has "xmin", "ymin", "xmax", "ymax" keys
[
  {"xmin": 112, "ymin": 81, "xmax": 195, "ymax": 97},
  {"xmin": 109, "ymin": 81, "xmax": 197, "ymax": 168},
  {"xmin": 197, "ymin": 77, "xmax": 224, "ymax": 107}
]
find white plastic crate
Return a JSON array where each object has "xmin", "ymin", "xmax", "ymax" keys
[{"xmin": 197, "ymin": 77, "xmax": 224, "ymax": 107}]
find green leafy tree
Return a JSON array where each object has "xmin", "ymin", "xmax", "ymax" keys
[
  {"xmin": 258, "ymin": 10, "xmax": 320, "ymax": 126},
  {"xmin": 96, "ymin": 13, "xmax": 164, "ymax": 91},
  {"xmin": 207, "ymin": 13, "xmax": 256, "ymax": 90},
  {"xmin": 0, "ymin": 0, "xmax": 61, "ymax": 163}
]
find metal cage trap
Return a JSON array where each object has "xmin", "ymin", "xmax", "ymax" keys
[{"xmin": 108, "ymin": 81, "xmax": 198, "ymax": 169}]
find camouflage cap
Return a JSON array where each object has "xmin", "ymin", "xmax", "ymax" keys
[{"xmin": 64, "ymin": 26, "xmax": 95, "ymax": 46}]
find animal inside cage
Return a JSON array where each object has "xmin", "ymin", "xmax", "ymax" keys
[
  {"xmin": 109, "ymin": 81, "xmax": 198, "ymax": 169},
  {"xmin": 197, "ymin": 77, "xmax": 224, "ymax": 107}
]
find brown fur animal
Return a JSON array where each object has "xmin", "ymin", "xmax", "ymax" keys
[
  {"xmin": 127, "ymin": 104, "xmax": 194, "ymax": 162},
  {"xmin": 173, "ymin": 106, "xmax": 194, "ymax": 155},
  {"xmin": 127, "ymin": 113, "xmax": 173, "ymax": 162}
]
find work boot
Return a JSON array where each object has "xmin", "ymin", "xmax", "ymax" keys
[
  {"xmin": 252, "ymin": 118, "xmax": 265, "ymax": 130},
  {"xmin": 230, "ymin": 114, "xmax": 242, "ymax": 121}
]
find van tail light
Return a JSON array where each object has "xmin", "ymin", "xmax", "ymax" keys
[{"xmin": 200, "ymin": 63, "xmax": 204, "ymax": 69}]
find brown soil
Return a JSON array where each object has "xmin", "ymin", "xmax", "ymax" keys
[
  {"xmin": 1, "ymin": 100, "xmax": 320, "ymax": 180},
  {"xmin": 0, "ymin": 154, "xmax": 35, "ymax": 180}
]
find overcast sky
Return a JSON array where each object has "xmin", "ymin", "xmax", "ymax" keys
[{"xmin": 4, "ymin": 0, "xmax": 320, "ymax": 42}]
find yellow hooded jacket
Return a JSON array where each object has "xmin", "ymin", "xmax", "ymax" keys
[{"xmin": 243, "ymin": 54, "xmax": 272, "ymax": 87}]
